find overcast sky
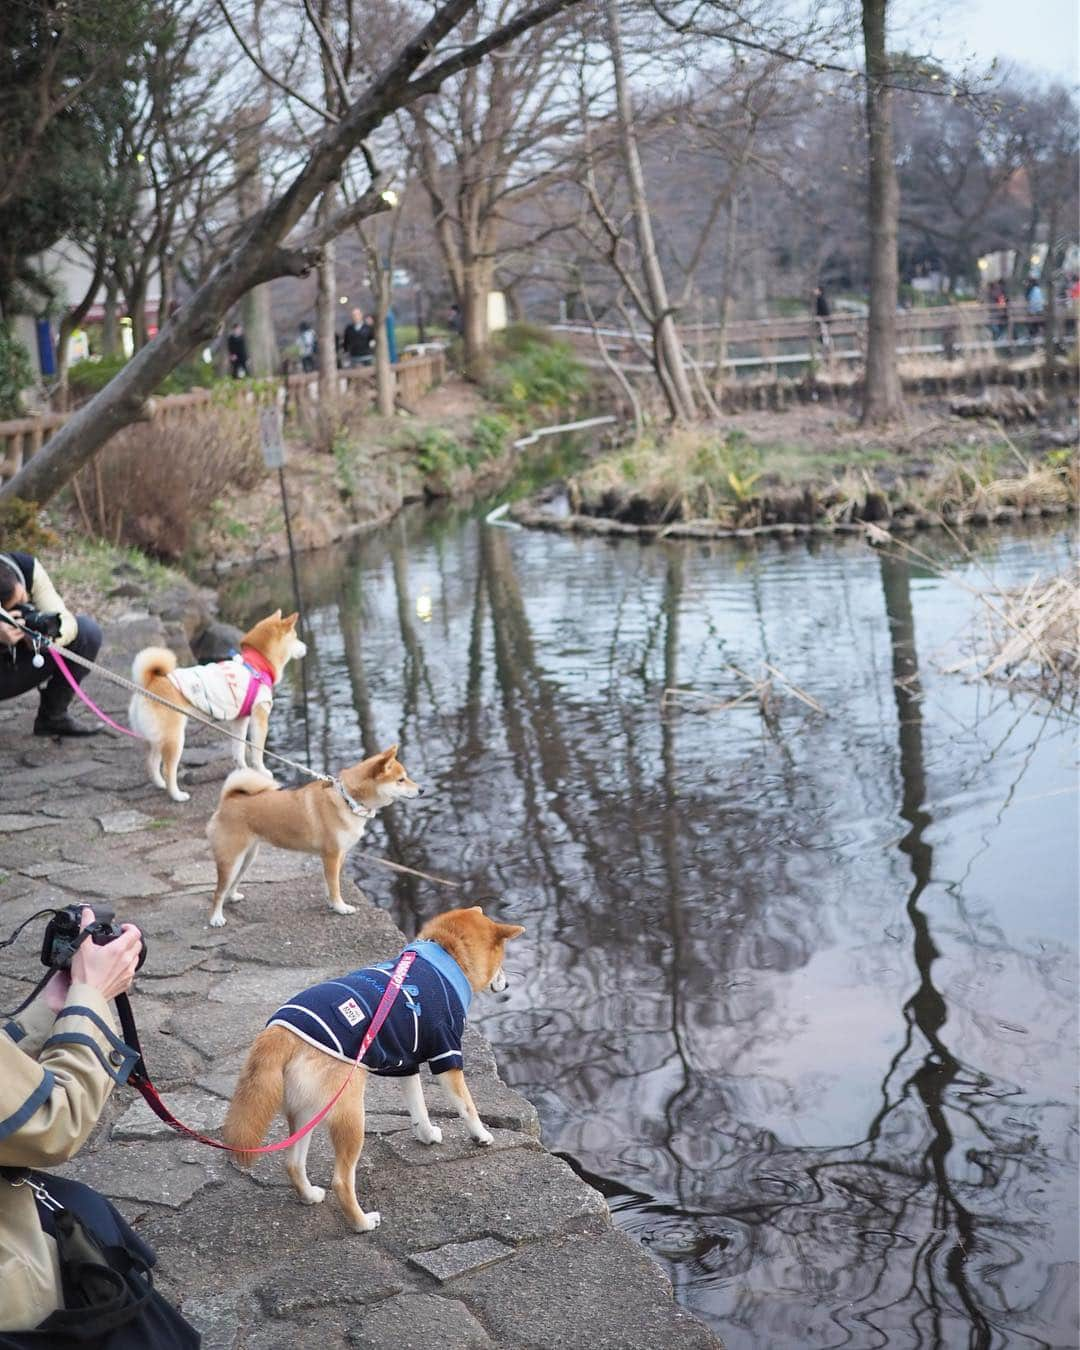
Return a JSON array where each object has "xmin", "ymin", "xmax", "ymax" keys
[{"xmin": 901, "ymin": 0, "xmax": 1080, "ymax": 84}]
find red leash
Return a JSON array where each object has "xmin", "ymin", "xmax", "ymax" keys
[{"xmin": 116, "ymin": 951, "xmax": 416, "ymax": 1154}]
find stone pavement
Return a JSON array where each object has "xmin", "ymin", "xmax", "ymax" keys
[{"xmin": 0, "ymin": 601, "xmax": 720, "ymax": 1349}]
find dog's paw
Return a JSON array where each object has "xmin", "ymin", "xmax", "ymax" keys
[
  {"xmin": 232, "ymin": 891, "xmax": 244, "ymax": 901},
  {"xmin": 209, "ymin": 912, "xmax": 227, "ymax": 928},
  {"xmin": 150, "ymin": 771, "xmax": 166, "ymax": 789},
  {"xmin": 472, "ymin": 1127, "xmax": 494, "ymax": 1147},
  {"xmin": 416, "ymin": 1124, "xmax": 443, "ymax": 1146},
  {"xmin": 169, "ymin": 789, "xmax": 191, "ymax": 803},
  {"xmin": 301, "ymin": 1186, "xmax": 326, "ymax": 1206},
  {"xmin": 332, "ymin": 902, "xmax": 357, "ymax": 916},
  {"xmin": 352, "ymin": 1210, "xmax": 381, "ymax": 1233}
]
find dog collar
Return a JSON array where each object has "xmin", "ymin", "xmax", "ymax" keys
[
  {"xmin": 405, "ymin": 940, "xmax": 472, "ymax": 1014},
  {"xmin": 240, "ymin": 646, "xmax": 278, "ymax": 686}
]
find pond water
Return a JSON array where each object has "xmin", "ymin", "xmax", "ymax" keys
[{"xmin": 220, "ymin": 506, "xmax": 1078, "ymax": 1350}]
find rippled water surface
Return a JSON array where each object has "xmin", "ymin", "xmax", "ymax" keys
[{"xmin": 221, "ymin": 509, "xmax": 1078, "ymax": 1349}]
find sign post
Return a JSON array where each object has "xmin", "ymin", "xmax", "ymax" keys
[{"xmin": 259, "ymin": 406, "xmax": 311, "ymax": 769}]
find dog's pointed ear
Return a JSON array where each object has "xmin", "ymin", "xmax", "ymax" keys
[
  {"xmin": 271, "ymin": 608, "xmax": 282, "ymax": 619},
  {"xmin": 283, "ymin": 611, "xmax": 298, "ymax": 628},
  {"xmin": 376, "ymin": 744, "xmax": 398, "ymax": 765},
  {"xmin": 496, "ymin": 923, "xmax": 525, "ymax": 941}
]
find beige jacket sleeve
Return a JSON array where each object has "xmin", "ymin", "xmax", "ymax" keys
[
  {"xmin": 0, "ymin": 986, "xmax": 139, "ymax": 1332},
  {"xmin": 0, "ymin": 983, "xmax": 138, "ymax": 1168},
  {"xmin": 29, "ymin": 559, "xmax": 78, "ymax": 648}
]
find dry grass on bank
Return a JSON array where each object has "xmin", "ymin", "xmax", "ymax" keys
[
  {"xmin": 571, "ymin": 421, "xmax": 1077, "ymax": 528},
  {"xmin": 71, "ymin": 399, "xmax": 263, "ymax": 558}
]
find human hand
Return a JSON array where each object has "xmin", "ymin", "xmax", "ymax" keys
[{"xmin": 69, "ymin": 908, "xmax": 143, "ymax": 1001}]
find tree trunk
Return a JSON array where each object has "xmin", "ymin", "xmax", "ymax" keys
[
  {"xmin": 315, "ymin": 188, "xmax": 339, "ymax": 409},
  {"xmin": 603, "ymin": 0, "xmax": 697, "ymax": 423},
  {"xmin": 1042, "ymin": 194, "xmax": 1059, "ymax": 379},
  {"xmin": 101, "ymin": 282, "xmax": 119, "ymax": 357},
  {"xmin": 55, "ymin": 249, "xmax": 107, "ymax": 410},
  {"xmin": 860, "ymin": 0, "xmax": 903, "ymax": 424},
  {"xmin": 236, "ymin": 107, "xmax": 278, "ymax": 377},
  {"xmin": 461, "ymin": 260, "xmax": 491, "ymax": 376}
]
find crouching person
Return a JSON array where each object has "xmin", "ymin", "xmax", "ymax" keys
[
  {"xmin": 0, "ymin": 908, "xmax": 200, "ymax": 1347},
  {"xmin": 0, "ymin": 550, "xmax": 102, "ymax": 738}
]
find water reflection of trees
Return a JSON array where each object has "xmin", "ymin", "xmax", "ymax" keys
[{"xmin": 223, "ymin": 518, "xmax": 1076, "ymax": 1350}]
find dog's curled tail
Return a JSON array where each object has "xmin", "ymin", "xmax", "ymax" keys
[
  {"xmin": 220, "ymin": 768, "xmax": 278, "ymax": 800},
  {"xmin": 222, "ymin": 1025, "xmax": 294, "ymax": 1168},
  {"xmin": 132, "ymin": 646, "xmax": 176, "ymax": 686}
]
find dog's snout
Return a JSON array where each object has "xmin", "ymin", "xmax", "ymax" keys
[{"xmin": 417, "ymin": 786, "xmax": 426, "ymax": 796}]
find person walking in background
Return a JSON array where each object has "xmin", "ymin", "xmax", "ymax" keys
[
  {"xmin": 342, "ymin": 307, "xmax": 373, "ymax": 367},
  {"xmin": 447, "ymin": 302, "xmax": 464, "ymax": 338},
  {"xmin": 989, "ymin": 280, "xmax": 1009, "ymax": 342},
  {"xmin": 226, "ymin": 322, "xmax": 249, "ymax": 378},
  {"xmin": 813, "ymin": 285, "xmax": 832, "ymax": 353},
  {"xmin": 298, "ymin": 320, "xmax": 317, "ymax": 373},
  {"xmin": 1024, "ymin": 276, "xmax": 1045, "ymax": 341}
]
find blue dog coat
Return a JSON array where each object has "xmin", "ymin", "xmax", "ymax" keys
[{"xmin": 266, "ymin": 941, "xmax": 472, "ymax": 1077}]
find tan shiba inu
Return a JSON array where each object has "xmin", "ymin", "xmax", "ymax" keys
[
  {"xmin": 222, "ymin": 906, "xmax": 525, "ymax": 1232},
  {"xmin": 130, "ymin": 609, "xmax": 306, "ymax": 803},
  {"xmin": 205, "ymin": 745, "xmax": 421, "ymax": 927}
]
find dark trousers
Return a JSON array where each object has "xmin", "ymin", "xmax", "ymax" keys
[{"xmin": 0, "ymin": 616, "xmax": 102, "ymax": 718}]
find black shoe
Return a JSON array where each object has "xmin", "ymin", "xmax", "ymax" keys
[{"xmin": 33, "ymin": 713, "xmax": 101, "ymax": 738}]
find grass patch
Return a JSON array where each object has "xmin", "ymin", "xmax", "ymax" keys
[{"xmin": 572, "ymin": 428, "xmax": 1077, "ymax": 527}]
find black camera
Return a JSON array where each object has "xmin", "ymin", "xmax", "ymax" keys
[
  {"xmin": 40, "ymin": 905, "xmax": 147, "ymax": 973},
  {"xmin": 15, "ymin": 603, "xmax": 62, "ymax": 639}
]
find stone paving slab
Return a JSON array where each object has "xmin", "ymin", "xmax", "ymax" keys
[
  {"xmin": 0, "ymin": 607, "xmax": 722, "ymax": 1349},
  {"xmin": 408, "ymin": 1236, "xmax": 516, "ymax": 1283}
]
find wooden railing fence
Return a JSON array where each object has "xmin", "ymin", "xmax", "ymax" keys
[{"xmin": 0, "ymin": 351, "xmax": 445, "ymax": 488}]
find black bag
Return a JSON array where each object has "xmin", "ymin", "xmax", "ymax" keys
[{"xmin": 0, "ymin": 1173, "xmax": 200, "ymax": 1349}]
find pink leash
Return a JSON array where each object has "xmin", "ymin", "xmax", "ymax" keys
[
  {"xmin": 47, "ymin": 647, "xmax": 143, "ymax": 740},
  {"xmin": 125, "ymin": 950, "xmax": 417, "ymax": 1154}
]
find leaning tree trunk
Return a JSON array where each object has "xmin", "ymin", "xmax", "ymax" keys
[
  {"xmin": 603, "ymin": 0, "xmax": 697, "ymax": 423},
  {"xmin": 860, "ymin": 0, "xmax": 903, "ymax": 424}
]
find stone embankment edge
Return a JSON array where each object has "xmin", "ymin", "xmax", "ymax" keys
[
  {"xmin": 0, "ymin": 583, "xmax": 722, "ymax": 1350},
  {"xmin": 509, "ymin": 498, "xmax": 1074, "ymax": 541}
]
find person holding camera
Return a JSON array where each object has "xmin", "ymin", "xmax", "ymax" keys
[
  {"xmin": 0, "ymin": 551, "xmax": 102, "ymax": 738},
  {"xmin": 0, "ymin": 908, "xmax": 198, "ymax": 1346}
]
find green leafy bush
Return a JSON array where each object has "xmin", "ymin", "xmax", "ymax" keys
[
  {"xmin": 0, "ymin": 324, "xmax": 33, "ymax": 418},
  {"xmin": 414, "ymin": 428, "xmax": 468, "ymax": 476},
  {"xmin": 471, "ymin": 412, "xmax": 513, "ymax": 460},
  {"xmin": 488, "ymin": 337, "xmax": 589, "ymax": 414},
  {"xmin": 0, "ymin": 497, "xmax": 57, "ymax": 552}
]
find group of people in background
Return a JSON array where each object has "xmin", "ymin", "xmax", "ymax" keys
[{"xmin": 223, "ymin": 308, "xmax": 378, "ymax": 379}]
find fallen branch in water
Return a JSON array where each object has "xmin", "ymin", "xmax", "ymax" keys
[{"xmin": 662, "ymin": 662, "xmax": 826, "ymax": 718}]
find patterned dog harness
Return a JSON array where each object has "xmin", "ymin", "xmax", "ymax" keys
[{"xmin": 167, "ymin": 649, "xmax": 274, "ymax": 721}]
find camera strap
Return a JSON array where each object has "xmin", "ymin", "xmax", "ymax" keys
[{"xmin": 112, "ymin": 948, "xmax": 417, "ymax": 1155}]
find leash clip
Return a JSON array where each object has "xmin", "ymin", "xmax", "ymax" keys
[{"xmin": 10, "ymin": 1173, "xmax": 64, "ymax": 1211}]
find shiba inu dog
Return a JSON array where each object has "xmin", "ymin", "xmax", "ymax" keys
[
  {"xmin": 205, "ymin": 745, "xmax": 421, "ymax": 927},
  {"xmin": 222, "ymin": 906, "xmax": 525, "ymax": 1232},
  {"xmin": 130, "ymin": 609, "xmax": 306, "ymax": 803}
]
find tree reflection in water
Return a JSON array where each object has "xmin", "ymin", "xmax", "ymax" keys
[{"xmin": 220, "ymin": 510, "xmax": 1078, "ymax": 1350}]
